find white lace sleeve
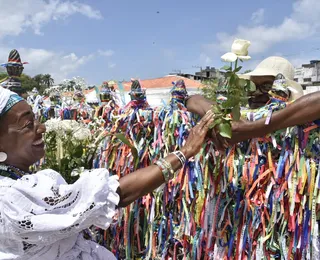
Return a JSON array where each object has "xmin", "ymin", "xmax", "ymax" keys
[{"xmin": 0, "ymin": 168, "xmax": 119, "ymax": 245}]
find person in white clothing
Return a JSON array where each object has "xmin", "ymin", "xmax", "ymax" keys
[{"xmin": 0, "ymin": 86, "xmax": 214, "ymax": 260}]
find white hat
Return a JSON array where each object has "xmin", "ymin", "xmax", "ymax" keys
[
  {"xmin": 244, "ymin": 56, "xmax": 295, "ymax": 80},
  {"xmin": 286, "ymin": 79, "xmax": 304, "ymax": 101}
]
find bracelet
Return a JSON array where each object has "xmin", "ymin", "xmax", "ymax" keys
[
  {"xmin": 155, "ymin": 159, "xmax": 175, "ymax": 182},
  {"xmin": 172, "ymin": 151, "xmax": 186, "ymax": 166},
  {"xmin": 160, "ymin": 159, "xmax": 175, "ymax": 177},
  {"xmin": 155, "ymin": 160, "xmax": 169, "ymax": 182}
]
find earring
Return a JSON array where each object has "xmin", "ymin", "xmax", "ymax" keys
[{"xmin": 0, "ymin": 152, "xmax": 7, "ymax": 163}]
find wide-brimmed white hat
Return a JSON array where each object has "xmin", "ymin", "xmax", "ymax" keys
[
  {"xmin": 285, "ymin": 79, "xmax": 304, "ymax": 101},
  {"xmin": 244, "ymin": 56, "xmax": 295, "ymax": 80}
]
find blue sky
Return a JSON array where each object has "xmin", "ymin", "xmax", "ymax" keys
[{"xmin": 0, "ymin": 0, "xmax": 319, "ymax": 85}]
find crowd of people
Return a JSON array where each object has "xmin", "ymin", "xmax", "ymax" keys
[{"xmin": 0, "ymin": 48, "xmax": 319, "ymax": 260}]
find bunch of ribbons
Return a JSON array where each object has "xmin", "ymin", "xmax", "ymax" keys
[{"xmin": 91, "ymin": 96, "xmax": 320, "ymax": 260}]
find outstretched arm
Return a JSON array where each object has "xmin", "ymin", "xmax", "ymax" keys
[
  {"xmin": 117, "ymin": 111, "xmax": 214, "ymax": 207},
  {"xmin": 186, "ymin": 92, "xmax": 320, "ymax": 148},
  {"xmin": 186, "ymin": 94, "xmax": 214, "ymax": 117},
  {"xmin": 230, "ymin": 91, "xmax": 320, "ymax": 144}
]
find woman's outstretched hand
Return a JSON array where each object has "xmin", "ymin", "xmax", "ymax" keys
[{"xmin": 181, "ymin": 111, "xmax": 214, "ymax": 159}]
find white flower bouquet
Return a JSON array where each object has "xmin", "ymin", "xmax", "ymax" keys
[{"xmin": 42, "ymin": 119, "xmax": 105, "ymax": 183}]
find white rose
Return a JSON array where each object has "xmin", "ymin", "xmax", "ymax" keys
[
  {"xmin": 221, "ymin": 52, "xmax": 238, "ymax": 63},
  {"xmin": 221, "ymin": 38, "xmax": 251, "ymax": 62},
  {"xmin": 231, "ymin": 39, "xmax": 251, "ymax": 58}
]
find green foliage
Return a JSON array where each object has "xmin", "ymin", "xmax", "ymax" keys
[
  {"xmin": 201, "ymin": 79, "xmax": 219, "ymax": 100},
  {"xmin": 42, "ymin": 74, "xmax": 54, "ymax": 88},
  {"xmin": 0, "ymin": 72, "xmax": 54, "ymax": 94},
  {"xmin": 0, "ymin": 72, "xmax": 7, "ymax": 81},
  {"xmin": 208, "ymin": 59, "xmax": 256, "ymax": 138},
  {"xmin": 33, "ymin": 74, "xmax": 54, "ymax": 94},
  {"xmin": 42, "ymin": 119, "xmax": 138, "ymax": 184},
  {"xmin": 20, "ymin": 74, "xmax": 39, "ymax": 92}
]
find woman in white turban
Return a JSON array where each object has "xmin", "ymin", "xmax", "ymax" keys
[{"xmin": 0, "ymin": 86, "xmax": 214, "ymax": 260}]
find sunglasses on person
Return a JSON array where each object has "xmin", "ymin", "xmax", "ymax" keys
[{"xmin": 255, "ymin": 74, "xmax": 286, "ymax": 94}]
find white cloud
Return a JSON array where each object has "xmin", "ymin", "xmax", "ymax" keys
[
  {"xmin": 202, "ymin": 0, "xmax": 320, "ymax": 59},
  {"xmin": 0, "ymin": 1, "xmax": 102, "ymax": 83},
  {"xmin": 0, "ymin": 0, "xmax": 102, "ymax": 38},
  {"xmin": 251, "ymin": 8, "xmax": 264, "ymax": 24},
  {"xmin": 98, "ymin": 50, "xmax": 115, "ymax": 57},
  {"xmin": 0, "ymin": 46, "xmax": 95, "ymax": 83},
  {"xmin": 108, "ymin": 62, "xmax": 116, "ymax": 69}
]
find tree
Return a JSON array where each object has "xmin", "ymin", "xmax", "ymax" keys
[
  {"xmin": 33, "ymin": 74, "xmax": 44, "ymax": 88},
  {"xmin": 0, "ymin": 72, "xmax": 54, "ymax": 94},
  {"xmin": 20, "ymin": 74, "xmax": 39, "ymax": 92},
  {"xmin": 0, "ymin": 72, "xmax": 8, "ymax": 81},
  {"xmin": 42, "ymin": 74, "xmax": 54, "ymax": 88},
  {"xmin": 244, "ymin": 69, "xmax": 252, "ymax": 74}
]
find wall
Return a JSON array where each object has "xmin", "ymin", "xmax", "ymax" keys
[{"xmin": 116, "ymin": 87, "xmax": 201, "ymax": 107}]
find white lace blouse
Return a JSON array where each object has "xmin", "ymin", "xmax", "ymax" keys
[{"xmin": 0, "ymin": 168, "xmax": 120, "ymax": 260}]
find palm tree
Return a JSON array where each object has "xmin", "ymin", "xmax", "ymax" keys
[
  {"xmin": 33, "ymin": 74, "xmax": 44, "ymax": 88},
  {"xmin": 42, "ymin": 74, "xmax": 54, "ymax": 88}
]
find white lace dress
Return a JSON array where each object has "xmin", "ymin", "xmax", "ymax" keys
[{"xmin": 0, "ymin": 169, "xmax": 120, "ymax": 260}]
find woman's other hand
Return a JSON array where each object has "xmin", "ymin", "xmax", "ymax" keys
[{"xmin": 181, "ymin": 111, "xmax": 214, "ymax": 159}]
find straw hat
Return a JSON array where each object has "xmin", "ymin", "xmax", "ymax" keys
[
  {"xmin": 286, "ymin": 79, "xmax": 304, "ymax": 101},
  {"xmin": 240, "ymin": 56, "xmax": 303, "ymax": 101},
  {"xmin": 244, "ymin": 56, "xmax": 295, "ymax": 80}
]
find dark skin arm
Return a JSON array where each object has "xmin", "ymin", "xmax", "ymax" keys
[
  {"xmin": 118, "ymin": 153, "xmax": 184, "ymax": 207},
  {"xmin": 117, "ymin": 111, "xmax": 214, "ymax": 207},
  {"xmin": 186, "ymin": 92, "xmax": 320, "ymax": 148},
  {"xmin": 186, "ymin": 94, "xmax": 214, "ymax": 117},
  {"xmin": 230, "ymin": 91, "xmax": 320, "ymax": 144}
]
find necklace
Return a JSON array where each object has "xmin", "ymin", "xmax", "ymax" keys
[{"xmin": 0, "ymin": 164, "xmax": 31, "ymax": 180}]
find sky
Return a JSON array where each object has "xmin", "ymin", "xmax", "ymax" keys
[{"xmin": 0, "ymin": 0, "xmax": 320, "ymax": 85}]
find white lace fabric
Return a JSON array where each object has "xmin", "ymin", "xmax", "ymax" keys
[{"xmin": 0, "ymin": 168, "xmax": 119, "ymax": 260}]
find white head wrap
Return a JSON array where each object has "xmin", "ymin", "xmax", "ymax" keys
[{"xmin": 0, "ymin": 86, "xmax": 23, "ymax": 116}]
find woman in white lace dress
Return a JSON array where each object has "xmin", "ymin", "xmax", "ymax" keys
[{"xmin": 0, "ymin": 87, "xmax": 213, "ymax": 260}]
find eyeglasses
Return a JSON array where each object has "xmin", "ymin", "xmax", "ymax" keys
[{"xmin": 256, "ymin": 83, "xmax": 273, "ymax": 94}]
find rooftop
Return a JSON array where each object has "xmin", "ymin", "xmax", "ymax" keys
[
  {"xmin": 115, "ymin": 75, "xmax": 204, "ymax": 91},
  {"xmin": 60, "ymin": 75, "xmax": 204, "ymax": 97}
]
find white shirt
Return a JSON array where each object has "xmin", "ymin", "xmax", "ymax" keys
[{"xmin": 0, "ymin": 169, "xmax": 119, "ymax": 260}]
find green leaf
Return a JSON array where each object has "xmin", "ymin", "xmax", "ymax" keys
[
  {"xmin": 218, "ymin": 122, "xmax": 232, "ymax": 139},
  {"xmin": 225, "ymin": 71, "xmax": 233, "ymax": 77},
  {"xmin": 234, "ymin": 66, "xmax": 243, "ymax": 73},
  {"xmin": 248, "ymin": 81, "xmax": 256, "ymax": 91},
  {"xmin": 221, "ymin": 65, "xmax": 232, "ymax": 71},
  {"xmin": 229, "ymin": 73, "xmax": 238, "ymax": 87},
  {"xmin": 212, "ymin": 105, "xmax": 221, "ymax": 114},
  {"xmin": 236, "ymin": 78, "xmax": 247, "ymax": 88},
  {"xmin": 232, "ymin": 106, "xmax": 241, "ymax": 121},
  {"xmin": 212, "ymin": 118, "xmax": 223, "ymax": 128},
  {"xmin": 74, "ymin": 146, "xmax": 83, "ymax": 157}
]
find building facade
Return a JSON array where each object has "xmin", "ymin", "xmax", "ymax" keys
[
  {"xmin": 170, "ymin": 66, "xmax": 223, "ymax": 81},
  {"xmin": 294, "ymin": 60, "xmax": 320, "ymax": 93}
]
